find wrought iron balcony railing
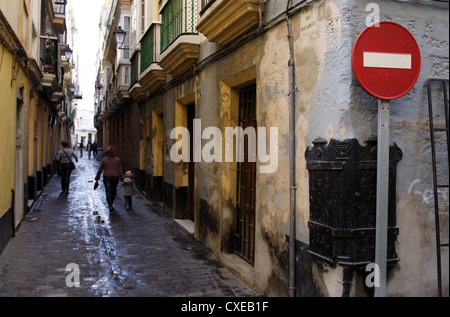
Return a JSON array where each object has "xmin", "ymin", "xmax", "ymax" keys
[
  {"xmin": 40, "ymin": 38, "xmax": 58, "ymax": 76},
  {"xmin": 140, "ymin": 23, "xmax": 161, "ymax": 73},
  {"xmin": 160, "ymin": 0, "xmax": 198, "ymax": 54}
]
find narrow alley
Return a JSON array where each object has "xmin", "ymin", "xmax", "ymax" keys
[
  {"xmin": 0, "ymin": 156, "xmax": 259, "ymax": 297},
  {"xmin": 1, "ymin": 0, "xmax": 448, "ymax": 298}
]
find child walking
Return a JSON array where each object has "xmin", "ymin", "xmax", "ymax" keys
[{"xmin": 123, "ymin": 170, "xmax": 136, "ymax": 211}]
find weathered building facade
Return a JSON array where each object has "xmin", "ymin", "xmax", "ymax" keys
[
  {"xmin": 97, "ymin": 0, "xmax": 449, "ymax": 296},
  {"xmin": 0, "ymin": 0, "xmax": 75, "ymax": 254},
  {"xmin": 96, "ymin": 0, "xmax": 138, "ymax": 172}
]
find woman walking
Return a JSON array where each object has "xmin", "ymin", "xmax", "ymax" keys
[
  {"xmin": 56, "ymin": 140, "xmax": 79, "ymax": 194},
  {"xmin": 95, "ymin": 146, "xmax": 124, "ymax": 211},
  {"xmin": 87, "ymin": 141, "xmax": 92, "ymax": 159}
]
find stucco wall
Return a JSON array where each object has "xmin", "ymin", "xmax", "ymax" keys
[
  {"xmin": 139, "ymin": 0, "xmax": 448, "ymax": 296},
  {"xmin": 298, "ymin": 0, "xmax": 449, "ymax": 296},
  {"xmin": 0, "ymin": 42, "xmax": 19, "ymax": 217},
  {"xmin": 242, "ymin": 0, "xmax": 448, "ymax": 296}
]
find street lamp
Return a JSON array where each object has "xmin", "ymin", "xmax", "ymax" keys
[
  {"xmin": 64, "ymin": 45, "xmax": 72, "ymax": 61},
  {"xmin": 113, "ymin": 26, "xmax": 128, "ymax": 50}
]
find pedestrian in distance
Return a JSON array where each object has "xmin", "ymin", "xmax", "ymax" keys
[
  {"xmin": 79, "ymin": 139, "xmax": 84, "ymax": 158},
  {"xmin": 95, "ymin": 146, "xmax": 124, "ymax": 211},
  {"xmin": 56, "ymin": 140, "xmax": 78, "ymax": 194},
  {"xmin": 122, "ymin": 170, "xmax": 136, "ymax": 211},
  {"xmin": 87, "ymin": 141, "xmax": 92, "ymax": 159},
  {"xmin": 92, "ymin": 141, "xmax": 98, "ymax": 158}
]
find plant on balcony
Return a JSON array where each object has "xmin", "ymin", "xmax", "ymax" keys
[{"xmin": 44, "ymin": 33, "xmax": 57, "ymax": 74}]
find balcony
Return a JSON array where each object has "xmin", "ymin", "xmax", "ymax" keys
[
  {"xmin": 130, "ymin": 23, "xmax": 166, "ymax": 100},
  {"xmin": 141, "ymin": 22, "xmax": 162, "ymax": 73},
  {"xmin": 200, "ymin": 0, "xmax": 215, "ymax": 11},
  {"xmin": 197, "ymin": 0, "xmax": 262, "ymax": 45},
  {"xmin": 129, "ymin": 54, "xmax": 146, "ymax": 102},
  {"xmin": 50, "ymin": 0, "xmax": 67, "ymax": 34},
  {"xmin": 105, "ymin": 64, "xmax": 132, "ymax": 117},
  {"xmin": 158, "ymin": 0, "xmax": 200, "ymax": 78},
  {"xmin": 53, "ymin": 0, "xmax": 66, "ymax": 15},
  {"xmin": 39, "ymin": 37, "xmax": 63, "ymax": 101}
]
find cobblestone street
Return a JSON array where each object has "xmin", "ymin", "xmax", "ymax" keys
[{"xmin": 0, "ymin": 157, "xmax": 260, "ymax": 298}]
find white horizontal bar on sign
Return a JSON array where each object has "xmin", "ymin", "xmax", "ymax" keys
[{"xmin": 363, "ymin": 52, "xmax": 412, "ymax": 69}]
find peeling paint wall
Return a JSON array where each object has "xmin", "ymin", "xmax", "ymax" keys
[
  {"xmin": 301, "ymin": 0, "xmax": 449, "ymax": 296},
  {"xmin": 261, "ymin": 0, "xmax": 447, "ymax": 296},
  {"xmin": 139, "ymin": 0, "xmax": 448, "ymax": 296}
]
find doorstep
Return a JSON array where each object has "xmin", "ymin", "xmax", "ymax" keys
[{"xmin": 174, "ymin": 219, "xmax": 195, "ymax": 236}]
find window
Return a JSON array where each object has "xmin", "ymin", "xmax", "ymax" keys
[
  {"xmin": 106, "ymin": 67, "xmax": 111, "ymax": 85},
  {"xmin": 124, "ymin": 66, "xmax": 130, "ymax": 85},
  {"xmin": 235, "ymin": 85, "xmax": 257, "ymax": 264},
  {"xmin": 141, "ymin": 0, "xmax": 146, "ymax": 36},
  {"xmin": 123, "ymin": 16, "xmax": 131, "ymax": 60}
]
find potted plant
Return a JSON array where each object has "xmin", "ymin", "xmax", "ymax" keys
[{"xmin": 44, "ymin": 33, "xmax": 57, "ymax": 74}]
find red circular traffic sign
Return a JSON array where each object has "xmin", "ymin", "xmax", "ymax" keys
[{"xmin": 352, "ymin": 21, "xmax": 421, "ymax": 100}]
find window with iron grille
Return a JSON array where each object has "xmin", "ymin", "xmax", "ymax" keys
[{"xmin": 235, "ymin": 85, "xmax": 257, "ymax": 264}]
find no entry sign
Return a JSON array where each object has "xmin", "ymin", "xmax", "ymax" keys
[{"xmin": 352, "ymin": 21, "xmax": 421, "ymax": 100}]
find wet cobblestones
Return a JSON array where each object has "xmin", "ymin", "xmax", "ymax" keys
[{"xmin": 0, "ymin": 157, "xmax": 260, "ymax": 297}]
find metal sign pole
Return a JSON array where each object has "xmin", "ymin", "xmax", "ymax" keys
[{"xmin": 374, "ymin": 99, "xmax": 390, "ymax": 297}]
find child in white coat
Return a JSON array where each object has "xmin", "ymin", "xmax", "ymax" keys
[{"xmin": 122, "ymin": 170, "xmax": 136, "ymax": 211}]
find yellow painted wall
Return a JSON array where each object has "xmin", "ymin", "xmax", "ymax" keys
[
  {"xmin": 1, "ymin": 0, "xmax": 64, "ymax": 225},
  {"xmin": 0, "ymin": 0, "xmax": 31, "ymax": 49},
  {"xmin": 42, "ymin": 110, "xmax": 51, "ymax": 167},
  {"xmin": 151, "ymin": 0, "xmax": 160, "ymax": 21},
  {"xmin": 0, "ymin": 41, "xmax": 31, "ymax": 217},
  {"xmin": 27, "ymin": 97, "xmax": 37, "ymax": 176},
  {"xmin": 38, "ymin": 104, "xmax": 45, "ymax": 170},
  {"xmin": 152, "ymin": 109, "xmax": 164, "ymax": 177}
]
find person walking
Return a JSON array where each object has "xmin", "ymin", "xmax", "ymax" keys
[
  {"xmin": 79, "ymin": 139, "xmax": 84, "ymax": 158},
  {"xmin": 92, "ymin": 141, "xmax": 98, "ymax": 158},
  {"xmin": 87, "ymin": 141, "xmax": 92, "ymax": 159},
  {"xmin": 56, "ymin": 140, "xmax": 79, "ymax": 194},
  {"xmin": 122, "ymin": 170, "xmax": 136, "ymax": 211},
  {"xmin": 95, "ymin": 146, "xmax": 124, "ymax": 211}
]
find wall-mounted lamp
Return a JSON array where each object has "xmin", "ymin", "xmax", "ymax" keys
[
  {"xmin": 64, "ymin": 45, "xmax": 73, "ymax": 61},
  {"xmin": 113, "ymin": 26, "xmax": 129, "ymax": 51}
]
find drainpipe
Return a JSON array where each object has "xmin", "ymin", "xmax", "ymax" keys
[{"xmin": 286, "ymin": 0, "xmax": 297, "ymax": 298}]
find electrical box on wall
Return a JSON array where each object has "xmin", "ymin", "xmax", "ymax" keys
[{"xmin": 305, "ymin": 136, "xmax": 403, "ymax": 269}]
